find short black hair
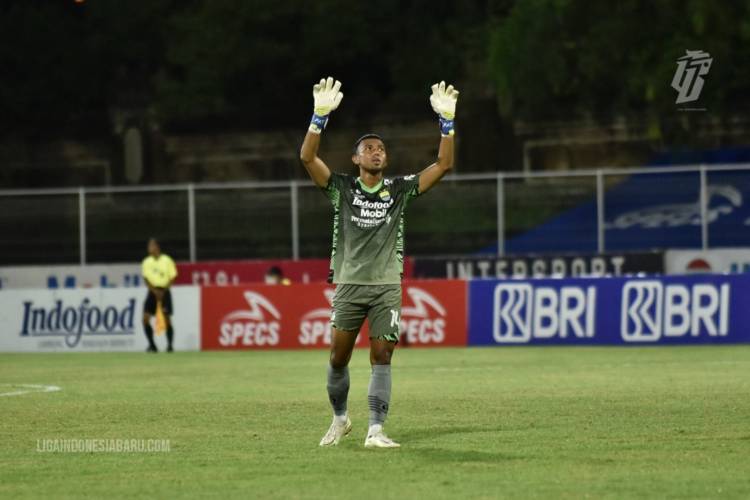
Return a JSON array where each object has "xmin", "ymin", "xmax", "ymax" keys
[{"xmin": 353, "ymin": 133, "xmax": 384, "ymax": 154}]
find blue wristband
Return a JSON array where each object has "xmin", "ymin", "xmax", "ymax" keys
[
  {"xmin": 309, "ymin": 113, "xmax": 329, "ymax": 134},
  {"xmin": 439, "ymin": 117, "xmax": 455, "ymax": 136}
]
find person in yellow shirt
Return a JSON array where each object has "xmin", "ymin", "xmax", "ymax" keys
[{"xmin": 141, "ymin": 238, "xmax": 178, "ymax": 353}]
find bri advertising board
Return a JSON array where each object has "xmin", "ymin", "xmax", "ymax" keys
[
  {"xmin": 468, "ymin": 274, "xmax": 750, "ymax": 345},
  {"xmin": 0, "ymin": 287, "xmax": 201, "ymax": 352},
  {"xmin": 200, "ymin": 280, "xmax": 466, "ymax": 350}
]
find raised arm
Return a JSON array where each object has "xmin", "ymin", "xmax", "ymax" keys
[
  {"xmin": 300, "ymin": 77, "xmax": 343, "ymax": 188},
  {"xmin": 419, "ymin": 81, "xmax": 459, "ymax": 194}
]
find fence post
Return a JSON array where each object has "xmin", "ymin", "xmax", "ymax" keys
[
  {"xmin": 290, "ymin": 180, "xmax": 300, "ymax": 260},
  {"xmin": 496, "ymin": 173, "xmax": 504, "ymax": 256},
  {"xmin": 78, "ymin": 187, "xmax": 86, "ymax": 265},
  {"xmin": 596, "ymin": 170, "xmax": 605, "ymax": 253},
  {"xmin": 700, "ymin": 165, "xmax": 708, "ymax": 250},
  {"xmin": 188, "ymin": 184, "xmax": 197, "ymax": 262}
]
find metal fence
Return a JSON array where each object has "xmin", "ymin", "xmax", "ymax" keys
[{"xmin": 1, "ymin": 163, "xmax": 749, "ymax": 265}]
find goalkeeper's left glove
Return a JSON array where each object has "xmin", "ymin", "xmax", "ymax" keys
[{"xmin": 430, "ymin": 81, "xmax": 459, "ymax": 137}]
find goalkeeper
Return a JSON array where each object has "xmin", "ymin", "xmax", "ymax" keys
[{"xmin": 300, "ymin": 77, "xmax": 458, "ymax": 448}]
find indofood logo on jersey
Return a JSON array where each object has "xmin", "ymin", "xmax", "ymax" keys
[
  {"xmin": 19, "ymin": 298, "xmax": 136, "ymax": 348},
  {"xmin": 219, "ymin": 291, "xmax": 281, "ymax": 347},
  {"xmin": 400, "ymin": 287, "xmax": 447, "ymax": 344},
  {"xmin": 298, "ymin": 288, "xmax": 336, "ymax": 346},
  {"xmin": 352, "ymin": 196, "xmax": 394, "ymax": 218}
]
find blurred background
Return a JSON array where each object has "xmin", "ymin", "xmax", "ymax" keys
[{"xmin": 1, "ymin": 0, "xmax": 750, "ymax": 271}]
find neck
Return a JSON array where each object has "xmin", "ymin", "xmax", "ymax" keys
[{"xmin": 358, "ymin": 169, "xmax": 383, "ymax": 188}]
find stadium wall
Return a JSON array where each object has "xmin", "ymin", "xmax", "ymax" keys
[
  {"xmin": 4, "ymin": 250, "xmax": 750, "ymax": 290},
  {"xmin": 0, "ymin": 274, "xmax": 749, "ymax": 352}
]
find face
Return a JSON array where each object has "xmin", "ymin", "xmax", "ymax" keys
[
  {"xmin": 352, "ymin": 138, "xmax": 387, "ymax": 173},
  {"xmin": 147, "ymin": 239, "xmax": 160, "ymax": 257}
]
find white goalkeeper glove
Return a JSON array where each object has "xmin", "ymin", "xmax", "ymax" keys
[
  {"xmin": 430, "ymin": 81, "xmax": 459, "ymax": 136},
  {"xmin": 309, "ymin": 77, "xmax": 343, "ymax": 134}
]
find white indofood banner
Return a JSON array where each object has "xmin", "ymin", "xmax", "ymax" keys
[
  {"xmin": 0, "ymin": 286, "xmax": 200, "ymax": 352},
  {"xmin": 665, "ymin": 248, "xmax": 750, "ymax": 275},
  {"xmin": 0, "ymin": 264, "xmax": 142, "ymax": 289}
]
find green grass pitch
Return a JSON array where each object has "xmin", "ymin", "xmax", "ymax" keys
[{"xmin": 2, "ymin": 346, "xmax": 750, "ymax": 499}]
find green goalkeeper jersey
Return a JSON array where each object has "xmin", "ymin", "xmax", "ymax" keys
[{"xmin": 322, "ymin": 172, "xmax": 421, "ymax": 285}]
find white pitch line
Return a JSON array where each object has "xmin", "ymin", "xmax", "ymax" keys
[{"xmin": 0, "ymin": 384, "xmax": 62, "ymax": 397}]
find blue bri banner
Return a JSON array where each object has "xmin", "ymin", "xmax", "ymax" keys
[{"xmin": 468, "ymin": 274, "xmax": 750, "ymax": 345}]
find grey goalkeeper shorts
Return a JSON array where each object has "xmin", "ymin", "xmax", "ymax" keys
[{"xmin": 331, "ymin": 284, "xmax": 402, "ymax": 343}]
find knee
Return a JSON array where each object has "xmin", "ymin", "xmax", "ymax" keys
[
  {"xmin": 329, "ymin": 350, "xmax": 350, "ymax": 369},
  {"xmin": 370, "ymin": 348, "xmax": 392, "ymax": 366}
]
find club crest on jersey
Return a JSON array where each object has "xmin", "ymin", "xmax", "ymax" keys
[{"xmin": 379, "ymin": 190, "xmax": 391, "ymax": 202}]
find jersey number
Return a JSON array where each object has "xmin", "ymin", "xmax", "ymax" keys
[{"xmin": 390, "ymin": 310, "xmax": 400, "ymax": 328}]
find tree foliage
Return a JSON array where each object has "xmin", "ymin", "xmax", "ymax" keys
[
  {"xmin": 487, "ymin": 0, "xmax": 750, "ymax": 129},
  {"xmin": 2, "ymin": 0, "xmax": 748, "ymax": 140},
  {"xmin": 0, "ymin": 0, "xmax": 483, "ymax": 136}
]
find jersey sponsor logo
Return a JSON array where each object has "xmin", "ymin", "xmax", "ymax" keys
[
  {"xmin": 351, "ymin": 194, "xmax": 394, "ymax": 226},
  {"xmin": 400, "ymin": 287, "xmax": 447, "ymax": 344},
  {"xmin": 298, "ymin": 288, "xmax": 336, "ymax": 346},
  {"xmin": 360, "ymin": 208, "xmax": 386, "ymax": 218},
  {"xmin": 219, "ymin": 291, "xmax": 281, "ymax": 347},
  {"xmin": 620, "ymin": 281, "xmax": 730, "ymax": 342},
  {"xmin": 352, "ymin": 198, "xmax": 394, "ymax": 210},
  {"xmin": 493, "ymin": 283, "xmax": 596, "ymax": 343}
]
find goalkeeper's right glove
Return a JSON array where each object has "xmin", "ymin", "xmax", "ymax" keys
[
  {"xmin": 430, "ymin": 81, "xmax": 459, "ymax": 137},
  {"xmin": 309, "ymin": 77, "xmax": 343, "ymax": 134}
]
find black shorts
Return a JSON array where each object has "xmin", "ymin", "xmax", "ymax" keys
[{"xmin": 144, "ymin": 288, "xmax": 173, "ymax": 316}]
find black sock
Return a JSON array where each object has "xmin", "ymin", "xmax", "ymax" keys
[
  {"xmin": 144, "ymin": 323, "xmax": 156, "ymax": 349},
  {"xmin": 166, "ymin": 324, "xmax": 174, "ymax": 348}
]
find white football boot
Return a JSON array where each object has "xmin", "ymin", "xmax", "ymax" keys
[
  {"xmin": 364, "ymin": 424, "xmax": 400, "ymax": 448},
  {"xmin": 319, "ymin": 415, "xmax": 352, "ymax": 446}
]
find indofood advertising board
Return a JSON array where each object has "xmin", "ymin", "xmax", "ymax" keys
[{"xmin": 0, "ymin": 287, "xmax": 200, "ymax": 352}]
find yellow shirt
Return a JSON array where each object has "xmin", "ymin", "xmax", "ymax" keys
[{"xmin": 142, "ymin": 254, "xmax": 178, "ymax": 288}]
